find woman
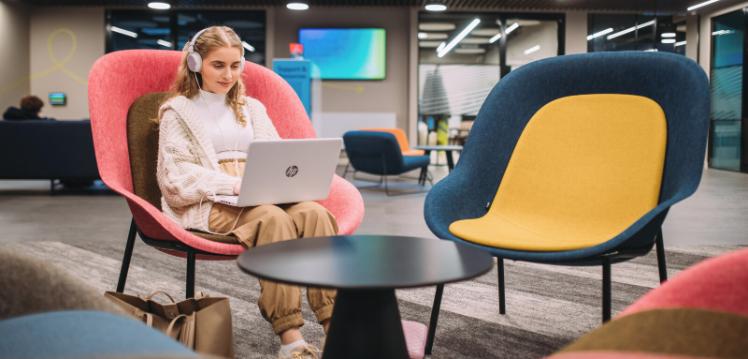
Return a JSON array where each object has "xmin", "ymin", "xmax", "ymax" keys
[{"xmin": 156, "ymin": 26, "xmax": 336, "ymax": 359}]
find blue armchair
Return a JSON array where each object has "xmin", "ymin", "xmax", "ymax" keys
[
  {"xmin": 343, "ymin": 130, "xmax": 431, "ymax": 195},
  {"xmin": 422, "ymin": 52, "xmax": 709, "ymax": 354}
]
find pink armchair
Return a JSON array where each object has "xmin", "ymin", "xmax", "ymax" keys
[{"xmin": 88, "ymin": 50, "xmax": 364, "ymax": 298}]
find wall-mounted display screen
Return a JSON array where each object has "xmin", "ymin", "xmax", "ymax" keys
[
  {"xmin": 298, "ymin": 28, "xmax": 386, "ymax": 80},
  {"xmin": 49, "ymin": 92, "xmax": 67, "ymax": 106}
]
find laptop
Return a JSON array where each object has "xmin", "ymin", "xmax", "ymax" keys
[{"xmin": 211, "ymin": 138, "xmax": 342, "ymax": 207}]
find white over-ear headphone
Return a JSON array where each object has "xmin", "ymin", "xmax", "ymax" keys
[{"xmin": 186, "ymin": 27, "xmax": 245, "ymax": 73}]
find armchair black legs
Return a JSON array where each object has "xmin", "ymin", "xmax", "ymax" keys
[
  {"xmin": 116, "ymin": 217, "xmax": 202, "ymax": 299},
  {"xmin": 425, "ymin": 243, "xmax": 669, "ymax": 354},
  {"xmin": 116, "ymin": 219, "xmax": 137, "ymax": 293}
]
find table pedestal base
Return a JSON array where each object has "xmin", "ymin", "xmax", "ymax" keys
[{"xmin": 323, "ymin": 289, "xmax": 408, "ymax": 359}]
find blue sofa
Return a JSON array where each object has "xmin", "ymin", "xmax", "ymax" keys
[{"xmin": 0, "ymin": 119, "xmax": 100, "ymax": 191}]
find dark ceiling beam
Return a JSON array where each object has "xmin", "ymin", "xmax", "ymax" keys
[{"xmin": 22, "ymin": 0, "xmax": 748, "ymax": 14}]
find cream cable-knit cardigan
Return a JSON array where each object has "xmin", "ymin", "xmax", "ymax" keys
[{"xmin": 156, "ymin": 95, "xmax": 280, "ymax": 232}]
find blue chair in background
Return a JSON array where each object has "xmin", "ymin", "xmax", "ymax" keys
[
  {"xmin": 422, "ymin": 52, "xmax": 709, "ymax": 354},
  {"xmin": 343, "ymin": 130, "xmax": 431, "ymax": 195}
]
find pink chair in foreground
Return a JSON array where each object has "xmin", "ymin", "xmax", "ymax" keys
[
  {"xmin": 547, "ymin": 248, "xmax": 748, "ymax": 359},
  {"xmin": 88, "ymin": 50, "xmax": 364, "ymax": 299}
]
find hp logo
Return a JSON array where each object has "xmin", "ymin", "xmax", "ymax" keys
[{"xmin": 285, "ymin": 165, "xmax": 299, "ymax": 178}]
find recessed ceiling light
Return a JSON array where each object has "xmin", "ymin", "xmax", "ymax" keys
[
  {"xmin": 287, "ymin": 2, "xmax": 309, "ymax": 10},
  {"xmin": 147, "ymin": 1, "xmax": 170, "ymax": 10},
  {"xmin": 425, "ymin": 3, "xmax": 448, "ymax": 11},
  {"xmin": 661, "ymin": 38, "xmax": 676, "ymax": 44},
  {"xmin": 661, "ymin": 32, "xmax": 676, "ymax": 38}
]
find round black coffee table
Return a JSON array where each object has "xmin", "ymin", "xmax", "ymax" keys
[{"xmin": 236, "ymin": 235, "xmax": 493, "ymax": 359}]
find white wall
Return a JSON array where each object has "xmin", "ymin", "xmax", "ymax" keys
[
  {"xmin": 273, "ymin": 7, "xmax": 411, "ymax": 131},
  {"xmin": 30, "ymin": 7, "xmax": 104, "ymax": 119},
  {"xmin": 565, "ymin": 11, "xmax": 588, "ymax": 54},
  {"xmin": 0, "ymin": 2, "xmax": 30, "ymax": 113},
  {"xmin": 686, "ymin": 14, "xmax": 699, "ymax": 62}
]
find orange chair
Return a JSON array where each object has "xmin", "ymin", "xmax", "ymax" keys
[
  {"xmin": 362, "ymin": 128, "xmax": 425, "ymax": 156},
  {"xmin": 344, "ymin": 128, "xmax": 432, "ymax": 187}
]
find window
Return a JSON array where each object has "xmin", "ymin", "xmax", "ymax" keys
[
  {"xmin": 587, "ymin": 14, "xmax": 687, "ymax": 55},
  {"xmin": 417, "ymin": 12, "xmax": 563, "ymax": 146},
  {"xmin": 710, "ymin": 10, "xmax": 745, "ymax": 171},
  {"xmin": 106, "ymin": 10, "xmax": 266, "ymax": 65}
]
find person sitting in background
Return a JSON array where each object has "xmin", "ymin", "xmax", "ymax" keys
[{"xmin": 3, "ymin": 95, "xmax": 54, "ymax": 121}]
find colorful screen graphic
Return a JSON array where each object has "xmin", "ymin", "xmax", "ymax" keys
[
  {"xmin": 48, "ymin": 92, "xmax": 66, "ymax": 106},
  {"xmin": 298, "ymin": 28, "xmax": 386, "ymax": 80}
]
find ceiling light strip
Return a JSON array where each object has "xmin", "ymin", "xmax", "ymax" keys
[
  {"xmin": 587, "ymin": 28, "xmax": 613, "ymax": 41},
  {"xmin": 607, "ymin": 19, "xmax": 656, "ymax": 40},
  {"xmin": 524, "ymin": 45, "xmax": 540, "ymax": 55},
  {"xmin": 687, "ymin": 0, "xmax": 721, "ymax": 11},
  {"xmin": 110, "ymin": 25, "xmax": 138, "ymax": 38},
  {"xmin": 242, "ymin": 41, "xmax": 255, "ymax": 52},
  {"xmin": 437, "ymin": 18, "xmax": 481, "ymax": 58},
  {"xmin": 488, "ymin": 22, "xmax": 519, "ymax": 44}
]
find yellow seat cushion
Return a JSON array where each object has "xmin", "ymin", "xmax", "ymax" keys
[{"xmin": 449, "ymin": 94, "xmax": 667, "ymax": 252}]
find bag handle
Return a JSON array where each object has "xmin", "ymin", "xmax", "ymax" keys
[
  {"xmin": 144, "ymin": 290, "xmax": 176, "ymax": 303},
  {"xmin": 142, "ymin": 312, "xmax": 154, "ymax": 328},
  {"xmin": 165, "ymin": 314, "xmax": 188, "ymax": 338}
]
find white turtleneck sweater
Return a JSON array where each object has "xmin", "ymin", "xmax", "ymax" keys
[
  {"xmin": 192, "ymin": 89, "xmax": 254, "ymax": 161},
  {"xmin": 157, "ymin": 94, "xmax": 282, "ymax": 232}
]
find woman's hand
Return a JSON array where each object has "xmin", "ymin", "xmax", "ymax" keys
[{"xmin": 233, "ymin": 181, "xmax": 242, "ymax": 195}]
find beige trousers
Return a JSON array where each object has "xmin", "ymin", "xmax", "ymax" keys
[{"xmin": 209, "ymin": 161, "xmax": 338, "ymax": 334}]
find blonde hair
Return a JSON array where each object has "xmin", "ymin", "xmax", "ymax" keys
[{"xmin": 169, "ymin": 26, "xmax": 247, "ymax": 126}]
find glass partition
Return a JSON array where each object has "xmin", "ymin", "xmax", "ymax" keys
[
  {"xmin": 107, "ymin": 10, "xmax": 266, "ymax": 65},
  {"xmin": 417, "ymin": 12, "xmax": 563, "ymax": 147},
  {"xmin": 710, "ymin": 9, "xmax": 745, "ymax": 171},
  {"xmin": 587, "ymin": 14, "xmax": 686, "ymax": 55}
]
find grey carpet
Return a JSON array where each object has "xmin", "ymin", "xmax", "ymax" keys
[{"xmin": 6, "ymin": 239, "xmax": 740, "ymax": 359}]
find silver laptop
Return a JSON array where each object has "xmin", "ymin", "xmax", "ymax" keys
[{"xmin": 211, "ymin": 138, "xmax": 342, "ymax": 207}]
